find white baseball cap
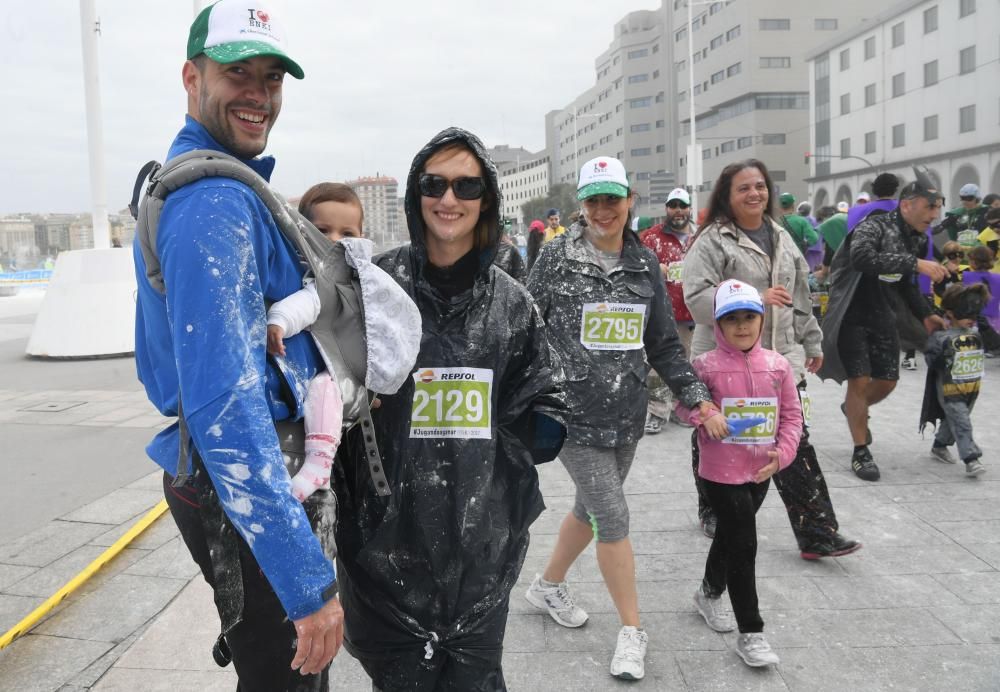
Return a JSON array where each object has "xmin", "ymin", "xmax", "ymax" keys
[
  {"xmin": 666, "ymin": 188, "xmax": 691, "ymax": 206},
  {"xmin": 856, "ymin": 192, "xmax": 871, "ymax": 202},
  {"xmin": 960, "ymin": 183, "xmax": 980, "ymax": 198},
  {"xmin": 187, "ymin": 0, "xmax": 304, "ymax": 79},
  {"xmin": 714, "ymin": 279, "xmax": 765, "ymax": 320},
  {"xmin": 836, "ymin": 201, "xmax": 850, "ymax": 213},
  {"xmin": 577, "ymin": 156, "xmax": 630, "ymax": 200}
]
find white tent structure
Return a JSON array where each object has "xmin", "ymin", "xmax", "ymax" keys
[{"xmin": 26, "ymin": 0, "xmax": 136, "ymax": 358}]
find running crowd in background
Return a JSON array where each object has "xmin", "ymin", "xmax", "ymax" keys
[{"xmin": 136, "ymin": 4, "xmax": 996, "ymax": 690}]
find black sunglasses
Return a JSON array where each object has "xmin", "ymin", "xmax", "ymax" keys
[
  {"xmin": 960, "ymin": 195, "xmax": 976, "ymax": 202},
  {"xmin": 418, "ymin": 174, "xmax": 486, "ymax": 200},
  {"xmin": 666, "ymin": 201, "xmax": 690, "ymax": 209},
  {"xmin": 946, "ymin": 252, "xmax": 964, "ymax": 260}
]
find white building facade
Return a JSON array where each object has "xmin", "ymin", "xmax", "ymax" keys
[
  {"xmin": 806, "ymin": 0, "xmax": 1000, "ymax": 208},
  {"xmin": 498, "ymin": 155, "xmax": 550, "ymax": 232},
  {"xmin": 347, "ymin": 176, "xmax": 401, "ymax": 249},
  {"xmin": 672, "ymin": 0, "xmax": 874, "ymax": 205}
]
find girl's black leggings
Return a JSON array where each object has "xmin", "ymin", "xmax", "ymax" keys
[{"xmin": 701, "ymin": 476, "xmax": 770, "ymax": 633}]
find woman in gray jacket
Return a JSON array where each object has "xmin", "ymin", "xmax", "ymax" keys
[
  {"xmin": 682, "ymin": 158, "xmax": 861, "ymax": 560},
  {"xmin": 525, "ymin": 156, "xmax": 720, "ymax": 682}
]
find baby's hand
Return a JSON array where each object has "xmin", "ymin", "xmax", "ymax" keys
[
  {"xmin": 267, "ymin": 324, "xmax": 286, "ymax": 357},
  {"xmin": 702, "ymin": 412, "xmax": 729, "ymax": 441},
  {"xmin": 754, "ymin": 451, "xmax": 780, "ymax": 484}
]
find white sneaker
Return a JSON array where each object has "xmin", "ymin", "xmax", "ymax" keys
[
  {"xmin": 736, "ymin": 632, "xmax": 780, "ymax": 667},
  {"xmin": 930, "ymin": 445, "xmax": 958, "ymax": 464},
  {"xmin": 901, "ymin": 357, "xmax": 918, "ymax": 371},
  {"xmin": 610, "ymin": 626, "xmax": 648, "ymax": 680},
  {"xmin": 525, "ymin": 574, "xmax": 589, "ymax": 628},
  {"xmin": 693, "ymin": 586, "xmax": 735, "ymax": 632}
]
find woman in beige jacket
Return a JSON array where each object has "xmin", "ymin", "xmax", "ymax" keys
[{"xmin": 682, "ymin": 158, "xmax": 860, "ymax": 560}]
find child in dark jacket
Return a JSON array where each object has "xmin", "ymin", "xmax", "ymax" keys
[
  {"xmin": 920, "ymin": 283, "xmax": 990, "ymax": 476},
  {"xmin": 677, "ymin": 279, "xmax": 803, "ymax": 668}
]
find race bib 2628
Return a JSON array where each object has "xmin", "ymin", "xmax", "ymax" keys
[
  {"xmin": 579, "ymin": 303, "xmax": 646, "ymax": 351},
  {"xmin": 410, "ymin": 367, "xmax": 493, "ymax": 439}
]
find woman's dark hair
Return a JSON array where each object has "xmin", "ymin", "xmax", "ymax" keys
[
  {"xmin": 815, "ymin": 205, "xmax": 838, "ymax": 223},
  {"xmin": 982, "ymin": 193, "xmax": 999, "ymax": 207},
  {"xmin": 526, "ymin": 230, "xmax": 544, "ymax": 271},
  {"xmin": 298, "ymin": 182, "xmax": 364, "ymax": 226},
  {"xmin": 698, "ymin": 159, "xmax": 776, "ymax": 232},
  {"xmin": 984, "ymin": 207, "xmax": 1000, "ymax": 225}
]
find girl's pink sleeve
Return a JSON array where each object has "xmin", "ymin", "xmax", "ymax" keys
[{"xmin": 774, "ymin": 362, "xmax": 803, "ymax": 470}]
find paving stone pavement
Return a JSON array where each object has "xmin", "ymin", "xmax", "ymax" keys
[{"xmin": 1, "ymin": 349, "xmax": 999, "ymax": 690}]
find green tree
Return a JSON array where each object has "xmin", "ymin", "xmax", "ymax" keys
[{"xmin": 520, "ymin": 184, "xmax": 580, "ymax": 227}]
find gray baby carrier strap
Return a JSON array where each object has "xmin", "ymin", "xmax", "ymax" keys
[{"xmin": 131, "ymin": 149, "xmax": 389, "ymax": 496}]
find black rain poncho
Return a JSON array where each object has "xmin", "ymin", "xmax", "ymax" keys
[{"xmin": 333, "ymin": 128, "xmax": 567, "ymax": 692}]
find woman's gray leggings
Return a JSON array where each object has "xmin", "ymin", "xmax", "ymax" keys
[{"xmin": 560, "ymin": 440, "xmax": 638, "ymax": 543}]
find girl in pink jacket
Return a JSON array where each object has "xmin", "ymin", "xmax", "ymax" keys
[{"xmin": 677, "ymin": 279, "xmax": 803, "ymax": 668}]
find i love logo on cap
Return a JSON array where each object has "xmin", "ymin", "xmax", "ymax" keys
[
  {"xmin": 577, "ymin": 156, "xmax": 630, "ymax": 200},
  {"xmin": 714, "ymin": 279, "xmax": 765, "ymax": 319},
  {"xmin": 187, "ymin": 0, "xmax": 304, "ymax": 79}
]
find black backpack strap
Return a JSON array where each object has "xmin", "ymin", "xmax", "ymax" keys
[{"xmin": 129, "ymin": 160, "xmax": 161, "ymax": 220}]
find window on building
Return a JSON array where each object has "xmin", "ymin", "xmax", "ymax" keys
[
  {"xmin": 694, "ymin": 84, "xmax": 702, "ymax": 95},
  {"xmin": 840, "ymin": 93, "xmax": 851, "ymax": 115},
  {"xmin": 655, "ymin": 91, "xmax": 665, "ymax": 102},
  {"xmin": 652, "ymin": 43, "xmax": 660, "ymax": 53},
  {"xmin": 726, "ymin": 25, "xmax": 740, "ymax": 41},
  {"xmin": 755, "ymin": 93, "xmax": 808, "ymax": 109},
  {"xmin": 759, "ymin": 19, "xmax": 790, "ymax": 30},
  {"xmin": 627, "ymin": 48, "xmax": 649, "ymax": 59},
  {"xmin": 737, "ymin": 136, "xmax": 753, "ymax": 149},
  {"xmin": 653, "ymin": 69, "xmax": 660, "ymax": 78},
  {"xmin": 959, "ymin": 104, "xmax": 976, "ymax": 132},
  {"xmin": 630, "ymin": 123, "xmax": 651, "ymax": 132},
  {"xmin": 865, "ymin": 130, "xmax": 876, "ymax": 153},
  {"xmin": 815, "ymin": 19, "xmax": 838, "ymax": 30},
  {"xmin": 891, "ymin": 22, "xmax": 904, "ymax": 47},
  {"xmin": 721, "ymin": 141, "xmax": 735, "ymax": 153},
  {"xmin": 839, "ymin": 48, "xmax": 850, "ymax": 71},
  {"xmin": 924, "ymin": 5, "xmax": 938, "ymax": 32},
  {"xmin": 632, "ymin": 147, "xmax": 652, "ymax": 156},
  {"xmin": 727, "ymin": 62, "xmax": 741, "ymax": 77},
  {"xmin": 770, "ymin": 170, "xmax": 787, "ymax": 182},
  {"xmin": 616, "ymin": 103, "xmax": 623, "ymax": 112},
  {"xmin": 892, "ymin": 123, "xmax": 905, "ymax": 148},
  {"xmin": 656, "ymin": 144, "xmax": 666, "ymax": 153},
  {"xmin": 865, "ymin": 83, "xmax": 876, "ymax": 107},
  {"xmin": 710, "ymin": 35, "xmax": 723, "ymax": 49},
  {"xmin": 763, "ymin": 134, "xmax": 786, "ymax": 145},
  {"xmin": 628, "ymin": 74, "xmax": 649, "ymax": 83},
  {"xmin": 616, "ymin": 127, "xmax": 623, "ymax": 136},
  {"xmin": 629, "ymin": 97, "xmax": 652, "ymax": 108},
  {"xmin": 892, "ymin": 72, "xmax": 905, "ymax": 98},
  {"xmin": 840, "ymin": 137, "xmax": 851, "ymax": 158},
  {"xmin": 711, "ymin": 70, "xmax": 724, "ymax": 84},
  {"xmin": 960, "ymin": 0, "xmax": 976, "ymax": 18},
  {"xmin": 613, "ymin": 56, "xmax": 620, "ymax": 65},
  {"xmin": 693, "ymin": 51, "xmax": 702, "ymax": 63},
  {"xmin": 924, "ymin": 114, "xmax": 938, "ymax": 141},
  {"xmin": 924, "ymin": 60, "xmax": 938, "ymax": 86},
  {"xmin": 759, "ymin": 56, "xmax": 791, "ymax": 69},
  {"xmin": 702, "ymin": 148, "xmax": 712, "ymax": 159},
  {"xmin": 656, "ymin": 120, "xmax": 665, "ymax": 128},
  {"xmin": 675, "ymin": 27, "xmax": 687, "ymax": 42},
  {"xmin": 864, "ymin": 36, "xmax": 876, "ymax": 60},
  {"xmin": 678, "ymin": 90, "xmax": 687, "ymax": 102},
  {"xmin": 960, "ymin": 46, "xmax": 976, "ymax": 74}
]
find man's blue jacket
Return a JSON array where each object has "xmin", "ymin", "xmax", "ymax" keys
[{"xmin": 133, "ymin": 116, "xmax": 335, "ymax": 620}]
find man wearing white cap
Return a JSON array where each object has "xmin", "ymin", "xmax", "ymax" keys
[
  {"xmin": 640, "ymin": 188, "xmax": 697, "ymax": 433},
  {"xmin": 133, "ymin": 2, "xmax": 344, "ymax": 689},
  {"xmin": 938, "ymin": 183, "xmax": 989, "ymax": 243},
  {"xmin": 856, "ymin": 192, "xmax": 871, "ymax": 205}
]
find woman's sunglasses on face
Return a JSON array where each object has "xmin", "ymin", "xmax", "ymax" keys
[
  {"xmin": 418, "ymin": 174, "xmax": 486, "ymax": 200},
  {"xmin": 946, "ymin": 252, "xmax": 964, "ymax": 260}
]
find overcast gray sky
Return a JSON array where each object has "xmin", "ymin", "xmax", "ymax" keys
[{"xmin": 3, "ymin": 0, "xmax": 662, "ymax": 215}]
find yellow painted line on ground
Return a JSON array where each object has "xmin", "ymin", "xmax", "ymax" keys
[{"xmin": 0, "ymin": 499, "xmax": 170, "ymax": 650}]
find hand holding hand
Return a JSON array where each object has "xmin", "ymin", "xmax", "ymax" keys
[
  {"xmin": 754, "ymin": 451, "xmax": 780, "ymax": 483},
  {"xmin": 702, "ymin": 412, "xmax": 729, "ymax": 441},
  {"xmin": 267, "ymin": 325, "xmax": 286, "ymax": 357},
  {"xmin": 923, "ymin": 314, "xmax": 947, "ymax": 334},
  {"xmin": 762, "ymin": 286, "xmax": 793, "ymax": 307},
  {"xmin": 291, "ymin": 597, "xmax": 344, "ymax": 675}
]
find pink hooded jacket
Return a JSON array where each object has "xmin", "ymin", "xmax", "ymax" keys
[{"xmin": 676, "ymin": 292, "xmax": 803, "ymax": 485}]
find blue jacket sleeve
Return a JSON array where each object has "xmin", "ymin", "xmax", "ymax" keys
[{"xmin": 159, "ymin": 181, "xmax": 335, "ymax": 620}]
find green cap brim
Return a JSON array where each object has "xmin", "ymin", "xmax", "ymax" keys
[
  {"xmin": 577, "ymin": 182, "xmax": 629, "ymax": 200},
  {"xmin": 204, "ymin": 41, "xmax": 304, "ymax": 79}
]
